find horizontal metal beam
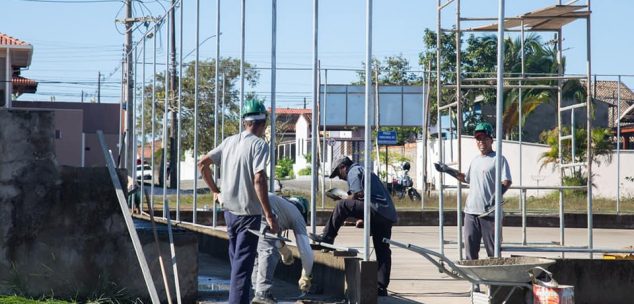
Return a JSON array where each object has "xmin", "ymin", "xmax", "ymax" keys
[
  {"xmin": 458, "ymin": 28, "xmax": 559, "ymax": 33},
  {"xmin": 444, "ymin": 185, "xmax": 587, "ymax": 190},
  {"xmin": 444, "ymin": 84, "xmax": 558, "ymax": 89},
  {"xmin": 560, "ymin": 135, "xmax": 573, "ymax": 141},
  {"xmin": 460, "ymin": 14, "xmax": 588, "ymax": 22},
  {"xmin": 462, "ymin": 75, "xmax": 585, "ymax": 82},
  {"xmin": 438, "ymin": 101, "xmax": 459, "ymax": 111},
  {"xmin": 502, "ymin": 246, "xmax": 634, "ymax": 254},
  {"xmin": 560, "ymin": 162, "xmax": 587, "ymax": 169},
  {"xmin": 560, "ymin": 103, "xmax": 587, "ymax": 112}
]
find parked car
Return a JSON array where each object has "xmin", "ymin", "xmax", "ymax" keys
[{"xmin": 136, "ymin": 164, "xmax": 153, "ymax": 181}]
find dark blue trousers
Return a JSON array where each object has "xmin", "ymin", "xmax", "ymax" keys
[
  {"xmin": 225, "ymin": 211, "xmax": 261, "ymax": 304},
  {"xmin": 323, "ymin": 199, "xmax": 393, "ymax": 290}
]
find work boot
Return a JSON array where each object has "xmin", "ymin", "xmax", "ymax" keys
[
  {"xmin": 251, "ymin": 291, "xmax": 277, "ymax": 304},
  {"xmin": 309, "ymin": 233, "xmax": 334, "ymax": 245}
]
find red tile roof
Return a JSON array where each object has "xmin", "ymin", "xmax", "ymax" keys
[
  {"xmin": 268, "ymin": 107, "xmax": 311, "ymax": 115},
  {"xmin": 12, "ymin": 76, "xmax": 38, "ymax": 94},
  {"xmin": 0, "ymin": 33, "xmax": 29, "ymax": 46}
]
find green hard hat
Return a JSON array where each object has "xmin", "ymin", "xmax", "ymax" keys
[
  {"xmin": 242, "ymin": 99, "xmax": 267, "ymax": 121},
  {"xmin": 474, "ymin": 122, "xmax": 493, "ymax": 138}
]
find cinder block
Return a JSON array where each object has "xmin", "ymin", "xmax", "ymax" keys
[{"xmin": 345, "ymin": 258, "xmax": 377, "ymax": 304}]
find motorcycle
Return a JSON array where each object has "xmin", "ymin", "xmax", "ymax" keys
[{"xmin": 391, "ymin": 162, "xmax": 422, "ymax": 201}]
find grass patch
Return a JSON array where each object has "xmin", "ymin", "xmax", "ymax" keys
[
  {"xmin": 0, "ymin": 296, "xmax": 70, "ymax": 304},
  {"xmin": 144, "ymin": 187, "xmax": 634, "ymax": 215}
]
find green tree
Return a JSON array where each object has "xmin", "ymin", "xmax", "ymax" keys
[
  {"xmin": 355, "ymin": 54, "xmax": 420, "ymax": 86},
  {"xmin": 419, "ymin": 31, "xmax": 586, "ymax": 139},
  {"xmin": 138, "ymin": 58, "xmax": 259, "ymax": 187},
  {"xmin": 139, "ymin": 57, "xmax": 260, "ymax": 154}
]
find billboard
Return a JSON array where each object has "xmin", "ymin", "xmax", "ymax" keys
[{"xmin": 319, "ymin": 85, "xmax": 427, "ymax": 127}]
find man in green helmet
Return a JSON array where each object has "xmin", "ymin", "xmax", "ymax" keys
[
  {"xmin": 198, "ymin": 99, "xmax": 279, "ymax": 304},
  {"xmin": 454, "ymin": 122, "xmax": 512, "ymax": 261}
]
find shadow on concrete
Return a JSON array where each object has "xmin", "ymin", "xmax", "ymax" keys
[{"xmin": 379, "ymin": 293, "xmax": 429, "ymax": 303}]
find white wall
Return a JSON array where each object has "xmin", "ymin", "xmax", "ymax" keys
[
  {"xmin": 417, "ymin": 136, "xmax": 634, "ymax": 199},
  {"xmin": 293, "ymin": 115, "xmax": 310, "ymax": 174}
]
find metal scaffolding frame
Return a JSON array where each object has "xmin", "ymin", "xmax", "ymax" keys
[
  {"xmin": 435, "ymin": 0, "xmax": 596, "ymax": 258},
  {"xmin": 121, "ymin": 0, "xmax": 634, "ymax": 265}
]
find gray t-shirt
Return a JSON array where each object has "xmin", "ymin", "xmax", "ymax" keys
[
  {"xmin": 347, "ymin": 164, "xmax": 398, "ymax": 223},
  {"xmin": 267, "ymin": 194, "xmax": 307, "ymax": 236},
  {"xmin": 464, "ymin": 151, "xmax": 512, "ymax": 215},
  {"xmin": 207, "ymin": 131, "xmax": 270, "ymax": 215}
]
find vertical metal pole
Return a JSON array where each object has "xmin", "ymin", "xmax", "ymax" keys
[
  {"xmin": 617, "ymin": 76, "xmax": 621, "ymax": 214},
  {"xmin": 310, "ymin": 0, "xmax": 319, "ymax": 235},
  {"xmin": 520, "ymin": 21, "xmax": 526, "ymax": 245},
  {"xmin": 375, "ymin": 70, "xmax": 381, "ymax": 177},
  {"xmin": 133, "ymin": 46, "xmax": 138, "ymax": 182},
  {"xmin": 164, "ymin": 6, "xmax": 181, "ymax": 301},
  {"xmin": 140, "ymin": 37, "xmax": 147, "ymax": 212},
  {"xmin": 119, "ymin": 64, "xmax": 123, "ymax": 166},
  {"xmin": 493, "ymin": 0, "xmax": 505, "ymax": 258},
  {"xmin": 239, "ymin": 0, "xmax": 246, "ymax": 132},
  {"xmin": 125, "ymin": 0, "xmax": 135, "ymax": 173},
  {"xmin": 322, "ymin": 68, "xmax": 327, "ymax": 209},
  {"xmin": 556, "ymin": 30, "xmax": 565, "ymax": 253},
  {"xmin": 4, "ymin": 48, "xmax": 11, "ymax": 108},
  {"xmin": 169, "ymin": 0, "xmax": 178, "ymax": 191},
  {"xmin": 213, "ymin": 0, "xmax": 221, "ymax": 229},
  {"xmin": 193, "ymin": 0, "xmax": 201, "ymax": 224},
  {"xmin": 363, "ymin": 0, "xmax": 373, "ymax": 262},
  {"xmin": 215, "ymin": 0, "xmax": 221, "ymax": 150},
  {"xmin": 163, "ymin": 20, "xmax": 170, "ymax": 217},
  {"xmin": 436, "ymin": 0, "xmax": 445, "ymax": 257},
  {"xmin": 98, "ymin": 70, "xmax": 102, "ymax": 104},
  {"xmin": 421, "ymin": 68, "xmax": 428, "ymax": 211},
  {"xmin": 176, "ymin": 0, "xmax": 184, "ymax": 222},
  {"xmin": 322, "ymin": 69, "xmax": 328, "ymax": 209},
  {"xmin": 586, "ymin": 0, "xmax": 593, "ymax": 258},
  {"xmin": 270, "ymin": 0, "xmax": 278, "ymax": 191},
  {"xmin": 570, "ymin": 109, "xmax": 577, "ymax": 163},
  {"xmin": 151, "ymin": 27, "xmax": 157, "ymax": 212},
  {"xmin": 455, "ymin": 0, "xmax": 463, "ymax": 260},
  {"xmin": 221, "ymin": 74, "xmax": 226, "ymax": 140}
]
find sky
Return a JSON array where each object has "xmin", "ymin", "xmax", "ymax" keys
[{"xmin": 3, "ymin": 0, "xmax": 634, "ymax": 107}]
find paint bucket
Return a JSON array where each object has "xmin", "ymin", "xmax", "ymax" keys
[{"xmin": 530, "ymin": 267, "xmax": 574, "ymax": 304}]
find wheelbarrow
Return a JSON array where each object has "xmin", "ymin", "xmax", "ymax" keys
[{"xmin": 383, "ymin": 238, "xmax": 556, "ymax": 304}]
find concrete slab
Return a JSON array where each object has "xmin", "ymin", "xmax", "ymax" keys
[
  {"xmin": 323, "ymin": 225, "xmax": 634, "ymax": 304},
  {"xmin": 193, "ymin": 222, "xmax": 634, "ymax": 303}
]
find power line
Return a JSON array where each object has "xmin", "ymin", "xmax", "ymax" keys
[{"xmin": 15, "ymin": 0, "xmax": 122, "ymax": 3}]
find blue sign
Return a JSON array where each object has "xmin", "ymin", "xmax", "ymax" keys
[{"xmin": 377, "ymin": 131, "xmax": 397, "ymax": 145}]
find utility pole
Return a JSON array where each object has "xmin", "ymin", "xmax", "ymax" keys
[
  {"xmin": 168, "ymin": 0, "xmax": 178, "ymax": 188},
  {"xmin": 97, "ymin": 71, "xmax": 101, "ymax": 103},
  {"xmin": 124, "ymin": 0, "xmax": 135, "ymax": 172}
]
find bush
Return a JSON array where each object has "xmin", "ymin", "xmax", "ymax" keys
[
  {"xmin": 562, "ymin": 173, "xmax": 588, "ymax": 197},
  {"xmin": 298, "ymin": 166, "xmax": 311, "ymax": 176},
  {"xmin": 276, "ymin": 158, "xmax": 294, "ymax": 178}
]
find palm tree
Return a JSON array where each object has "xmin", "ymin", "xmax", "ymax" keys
[
  {"xmin": 539, "ymin": 126, "xmax": 613, "ymax": 193},
  {"xmin": 462, "ymin": 34, "xmax": 586, "ymax": 139}
]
